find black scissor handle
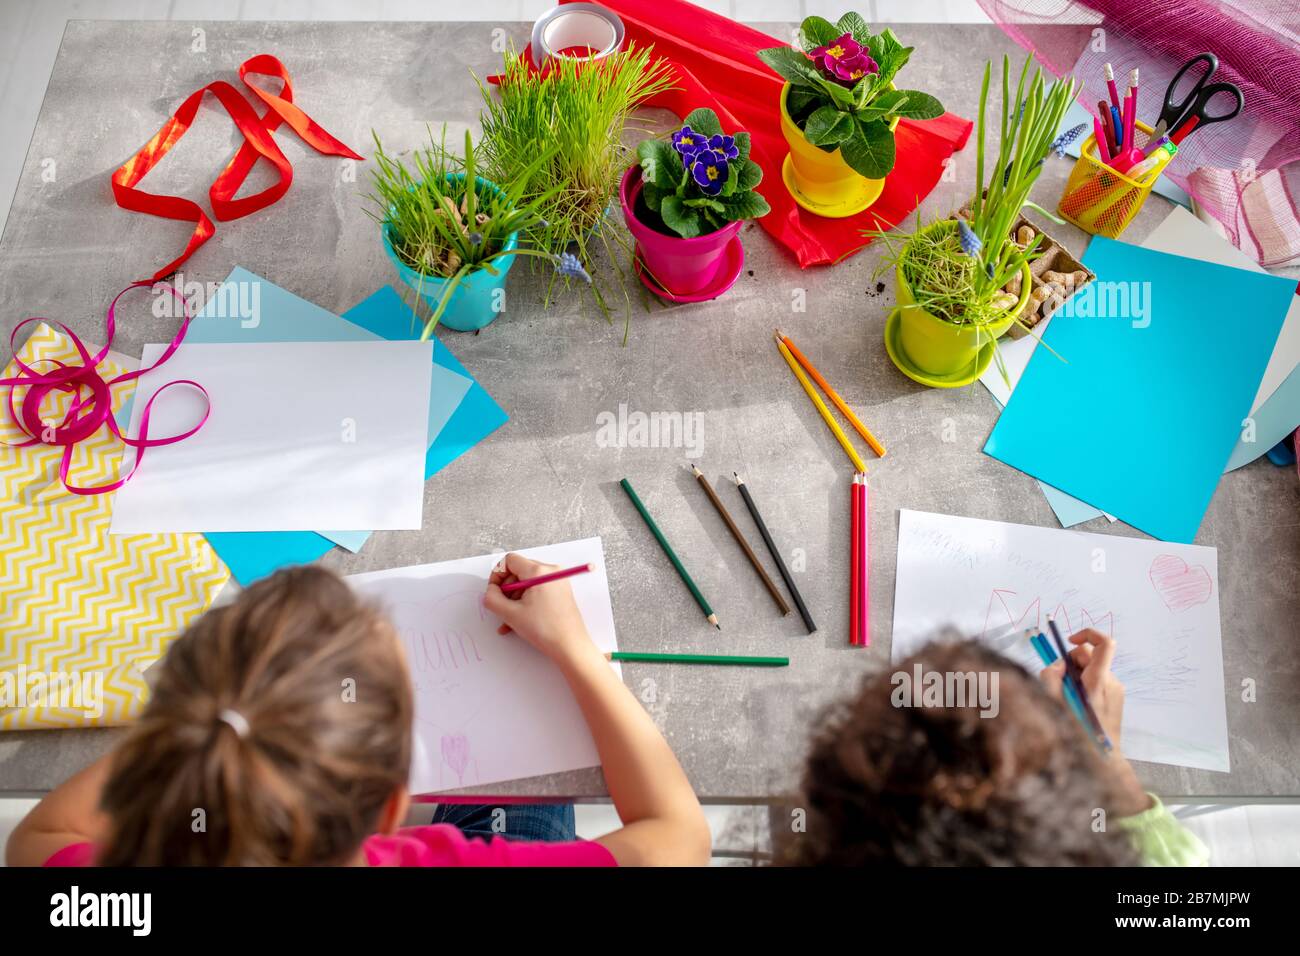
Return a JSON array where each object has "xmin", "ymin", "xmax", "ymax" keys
[
  {"xmin": 1161, "ymin": 52, "xmax": 1219, "ymax": 130},
  {"xmin": 1190, "ymin": 81, "xmax": 1244, "ymax": 125}
]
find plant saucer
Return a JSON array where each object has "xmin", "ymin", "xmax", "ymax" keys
[
  {"xmin": 883, "ymin": 310, "xmax": 995, "ymax": 388},
  {"xmin": 633, "ymin": 236, "xmax": 745, "ymax": 303},
  {"xmin": 781, "ymin": 154, "xmax": 886, "ymax": 219}
]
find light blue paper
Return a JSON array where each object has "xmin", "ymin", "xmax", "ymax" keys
[
  {"xmin": 187, "ymin": 269, "xmax": 471, "ymax": 552},
  {"xmin": 1226, "ymin": 360, "xmax": 1300, "ymax": 471},
  {"xmin": 1058, "ymin": 101, "xmax": 1191, "ymax": 209},
  {"xmin": 200, "ymin": 281, "xmax": 508, "ymax": 585},
  {"xmin": 984, "ymin": 237, "xmax": 1294, "ymax": 543}
]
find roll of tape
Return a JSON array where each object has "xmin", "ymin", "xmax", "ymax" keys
[{"xmin": 530, "ymin": 3, "xmax": 625, "ymax": 66}]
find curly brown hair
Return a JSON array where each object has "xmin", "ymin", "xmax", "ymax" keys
[
  {"xmin": 97, "ymin": 566, "xmax": 412, "ymax": 866},
  {"xmin": 781, "ymin": 639, "xmax": 1138, "ymax": 866}
]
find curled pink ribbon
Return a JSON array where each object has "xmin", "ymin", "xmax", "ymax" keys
[{"xmin": 1, "ymin": 282, "xmax": 209, "ymax": 496}]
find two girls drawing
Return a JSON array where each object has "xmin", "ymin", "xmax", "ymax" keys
[{"xmin": 7, "ymin": 558, "xmax": 1204, "ymax": 867}]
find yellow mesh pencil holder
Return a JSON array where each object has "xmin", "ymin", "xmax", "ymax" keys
[{"xmin": 1058, "ymin": 120, "xmax": 1157, "ymax": 238}]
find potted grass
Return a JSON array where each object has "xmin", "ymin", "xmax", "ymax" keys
[
  {"xmin": 474, "ymin": 46, "xmax": 673, "ymax": 339},
  {"xmin": 758, "ymin": 12, "xmax": 943, "ymax": 217},
  {"xmin": 367, "ymin": 128, "xmax": 586, "ymax": 336},
  {"xmin": 871, "ymin": 54, "xmax": 1078, "ymax": 387},
  {"xmin": 620, "ymin": 108, "xmax": 771, "ymax": 300}
]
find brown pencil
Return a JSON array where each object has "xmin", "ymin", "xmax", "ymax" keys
[{"xmin": 691, "ymin": 464, "xmax": 790, "ymax": 616}]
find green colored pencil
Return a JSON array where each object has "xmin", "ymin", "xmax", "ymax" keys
[
  {"xmin": 606, "ymin": 652, "xmax": 788, "ymax": 667},
  {"xmin": 619, "ymin": 477, "xmax": 720, "ymax": 629}
]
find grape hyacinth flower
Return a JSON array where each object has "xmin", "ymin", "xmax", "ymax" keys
[
  {"xmin": 689, "ymin": 148, "xmax": 729, "ymax": 196},
  {"xmin": 957, "ymin": 219, "xmax": 982, "ymax": 258},
  {"xmin": 672, "ymin": 125, "xmax": 707, "ymax": 161},
  {"xmin": 1050, "ymin": 123, "xmax": 1088, "ymax": 157},
  {"xmin": 809, "ymin": 32, "xmax": 879, "ymax": 85},
  {"xmin": 555, "ymin": 252, "xmax": 591, "ymax": 284}
]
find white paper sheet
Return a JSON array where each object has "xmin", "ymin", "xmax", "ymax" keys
[
  {"xmin": 1143, "ymin": 206, "xmax": 1300, "ymax": 415},
  {"xmin": 891, "ymin": 510, "xmax": 1229, "ymax": 772},
  {"xmin": 346, "ymin": 537, "xmax": 620, "ymax": 793},
  {"xmin": 109, "ymin": 340, "xmax": 433, "ymax": 533}
]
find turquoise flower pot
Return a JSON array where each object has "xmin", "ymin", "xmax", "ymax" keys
[{"xmin": 381, "ymin": 173, "xmax": 519, "ymax": 333}]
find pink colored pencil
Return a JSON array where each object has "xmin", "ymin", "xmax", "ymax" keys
[
  {"xmin": 1104, "ymin": 62, "xmax": 1121, "ymax": 112},
  {"xmin": 1123, "ymin": 68, "xmax": 1138, "ymax": 151},
  {"xmin": 850, "ymin": 474, "xmax": 861, "ymax": 645},
  {"xmin": 1092, "ymin": 115, "xmax": 1112, "ymax": 163},
  {"xmin": 500, "ymin": 563, "xmax": 593, "ymax": 594},
  {"xmin": 854, "ymin": 473, "xmax": 870, "ymax": 647}
]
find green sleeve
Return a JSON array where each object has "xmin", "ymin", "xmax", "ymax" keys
[{"xmin": 1117, "ymin": 794, "xmax": 1210, "ymax": 867}]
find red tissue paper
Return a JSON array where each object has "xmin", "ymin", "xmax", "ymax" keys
[{"xmin": 494, "ymin": 0, "xmax": 972, "ymax": 268}]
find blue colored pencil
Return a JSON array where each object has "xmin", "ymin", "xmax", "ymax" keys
[{"xmin": 1046, "ymin": 618, "xmax": 1114, "ymax": 753}]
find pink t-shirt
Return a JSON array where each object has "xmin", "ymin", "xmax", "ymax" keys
[{"xmin": 43, "ymin": 825, "xmax": 617, "ymax": 868}]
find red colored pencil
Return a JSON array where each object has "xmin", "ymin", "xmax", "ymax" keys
[
  {"xmin": 500, "ymin": 563, "xmax": 593, "ymax": 594},
  {"xmin": 856, "ymin": 474, "xmax": 871, "ymax": 647},
  {"xmin": 850, "ymin": 474, "xmax": 861, "ymax": 645}
]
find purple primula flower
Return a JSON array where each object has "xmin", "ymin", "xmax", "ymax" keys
[
  {"xmin": 672, "ymin": 125, "xmax": 707, "ymax": 161},
  {"xmin": 708, "ymin": 133, "xmax": 739, "ymax": 160},
  {"xmin": 690, "ymin": 148, "xmax": 729, "ymax": 196},
  {"xmin": 810, "ymin": 32, "xmax": 878, "ymax": 85},
  {"xmin": 957, "ymin": 219, "xmax": 982, "ymax": 257}
]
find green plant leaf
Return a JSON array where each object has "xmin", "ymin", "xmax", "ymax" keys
[
  {"xmin": 798, "ymin": 15, "xmax": 841, "ymax": 48},
  {"xmin": 720, "ymin": 162, "xmax": 739, "ymax": 197},
  {"xmin": 733, "ymin": 131, "xmax": 752, "ymax": 166},
  {"xmin": 720, "ymin": 189, "xmax": 771, "ymax": 221},
  {"xmin": 786, "ymin": 87, "xmax": 820, "ymax": 120},
  {"xmin": 757, "ymin": 46, "xmax": 822, "ymax": 88},
  {"xmin": 804, "ymin": 104, "xmax": 855, "ymax": 146},
  {"xmin": 889, "ymin": 89, "xmax": 944, "ymax": 119},
  {"xmin": 684, "ymin": 195, "xmax": 727, "ymax": 213},
  {"xmin": 682, "ymin": 107, "xmax": 723, "ymax": 138},
  {"xmin": 638, "ymin": 139, "xmax": 682, "ymax": 190},
  {"xmin": 661, "ymin": 195, "xmax": 704, "ymax": 238},
  {"xmin": 836, "ymin": 12, "xmax": 872, "ymax": 44},
  {"xmin": 736, "ymin": 159, "xmax": 763, "ymax": 191},
  {"xmin": 840, "ymin": 119, "xmax": 896, "ymax": 178},
  {"xmin": 642, "ymin": 182, "xmax": 665, "ymax": 213}
]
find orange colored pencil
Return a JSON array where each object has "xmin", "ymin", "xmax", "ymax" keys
[{"xmin": 778, "ymin": 330, "xmax": 886, "ymax": 458}]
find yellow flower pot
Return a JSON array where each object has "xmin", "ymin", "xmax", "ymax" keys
[{"xmin": 779, "ymin": 81, "xmax": 901, "ymax": 218}]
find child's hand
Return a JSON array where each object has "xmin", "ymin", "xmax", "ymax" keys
[
  {"xmin": 1039, "ymin": 628, "xmax": 1125, "ymax": 745},
  {"xmin": 483, "ymin": 553, "xmax": 595, "ymax": 664},
  {"xmin": 1039, "ymin": 628, "xmax": 1152, "ymax": 815}
]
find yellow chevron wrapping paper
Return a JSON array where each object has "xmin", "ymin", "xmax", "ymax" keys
[{"xmin": 1, "ymin": 323, "xmax": 229, "ymax": 729}]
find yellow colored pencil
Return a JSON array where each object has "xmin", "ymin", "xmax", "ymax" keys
[
  {"xmin": 774, "ymin": 331, "xmax": 867, "ymax": 473},
  {"xmin": 778, "ymin": 330, "xmax": 886, "ymax": 458}
]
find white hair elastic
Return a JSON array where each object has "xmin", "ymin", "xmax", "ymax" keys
[
  {"xmin": 217, "ymin": 708, "xmax": 251, "ymax": 739},
  {"xmin": 530, "ymin": 3, "xmax": 625, "ymax": 67}
]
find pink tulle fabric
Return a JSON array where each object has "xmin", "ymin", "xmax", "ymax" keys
[{"xmin": 977, "ymin": 0, "xmax": 1300, "ymax": 265}]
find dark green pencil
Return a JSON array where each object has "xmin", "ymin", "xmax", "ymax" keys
[
  {"xmin": 619, "ymin": 477, "xmax": 720, "ymax": 629},
  {"xmin": 606, "ymin": 652, "xmax": 787, "ymax": 667}
]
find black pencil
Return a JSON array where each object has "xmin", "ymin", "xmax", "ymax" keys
[
  {"xmin": 733, "ymin": 472, "xmax": 817, "ymax": 633},
  {"xmin": 692, "ymin": 465, "xmax": 789, "ymax": 616}
]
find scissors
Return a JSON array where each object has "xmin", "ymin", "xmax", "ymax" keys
[{"xmin": 1152, "ymin": 52, "xmax": 1244, "ymax": 146}]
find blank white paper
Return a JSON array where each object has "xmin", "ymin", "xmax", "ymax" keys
[
  {"xmin": 891, "ymin": 510, "xmax": 1229, "ymax": 772},
  {"xmin": 346, "ymin": 537, "xmax": 620, "ymax": 794},
  {"xmin": 109, "ymin": 340, "xmax": 433, "ymax": 533}
]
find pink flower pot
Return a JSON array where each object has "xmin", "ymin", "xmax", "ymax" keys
[{"xmin": 619, "ymin": 165, "xmax": 742, "ymax": 297}]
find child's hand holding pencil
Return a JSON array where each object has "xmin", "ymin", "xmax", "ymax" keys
[{"xmin": 485, "ymin": 553, "xmax": 595, "ymax": 665}]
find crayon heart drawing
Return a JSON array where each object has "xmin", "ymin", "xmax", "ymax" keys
[{"xmin": 1148, "ymin": 554, "xmax": 1214, "ymax": 612}]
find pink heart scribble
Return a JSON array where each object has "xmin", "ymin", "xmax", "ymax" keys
[
  {"xmin": 441, "ymin": 733, "xmax": 471, "ymax": 783},
  {"xmin": 1148, "ymin": 555, "xmax": 1213, "ymax": 612}
]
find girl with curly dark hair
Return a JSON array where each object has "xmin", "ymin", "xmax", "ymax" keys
[{"xmin": 782, "ymin": 630, "xmax": 1208, "ymax": 866}]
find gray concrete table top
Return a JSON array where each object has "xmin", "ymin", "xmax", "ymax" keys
[{"xmin": 1, "ymin": 20, "xmax": 1297, "ymax": 802}]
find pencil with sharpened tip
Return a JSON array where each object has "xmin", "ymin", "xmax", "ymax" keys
[
  {"xmin": 619, "ymin": 477, "xmax": 720, "ymax": 629},
  {"xmin": 606, "ymin": 652, "xmax": 788, "ymax": 667},
  {"xmin": 773, "ymin": 330, "xmax": 867, "ymax": 473},
  {"xmin": 776, "ymin": 329, "xmax": 886, "ymax": 458},
  {"xmin": 733, "ymin": 472, "xmax": 816, "ymax": 633},
  {"xmin": 691, "ymin": 465, "xmax": 789, "ymax": 616}
]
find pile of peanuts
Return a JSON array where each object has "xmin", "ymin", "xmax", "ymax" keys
[{"xmin": 996, "ymin": 224, "xmax": 1090, "ymax": 320}]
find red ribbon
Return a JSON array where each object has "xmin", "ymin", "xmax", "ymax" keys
[
  {"xmin": 1, "ymin": 283, "xmax": 208, "ymax": 496},
  {"xmin": 111, "ymin": 54, "xmax": 363, "ymax": 282}
]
